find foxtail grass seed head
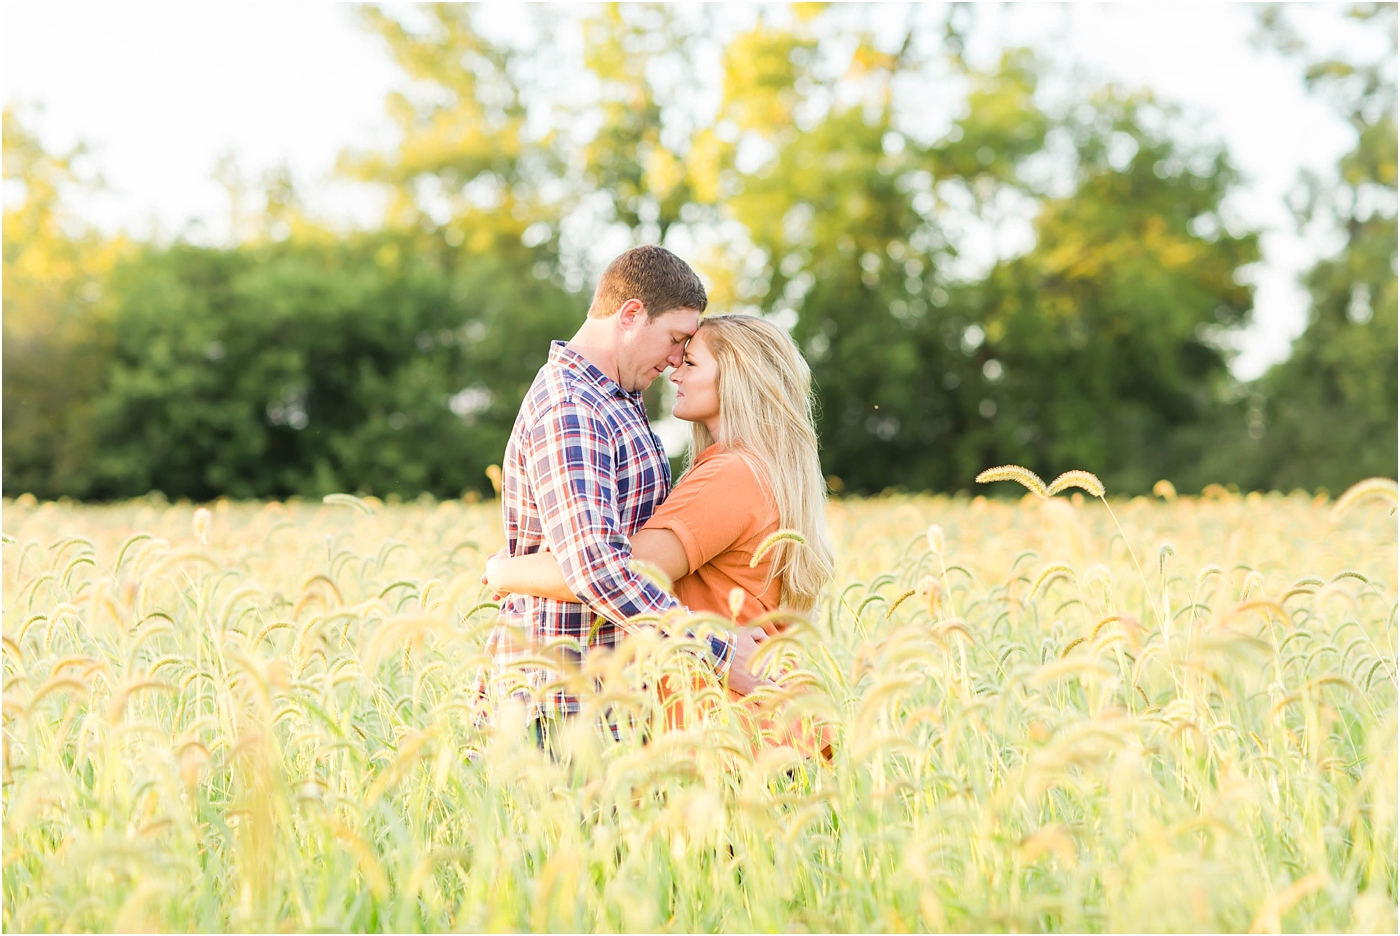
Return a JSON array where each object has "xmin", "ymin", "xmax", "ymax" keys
[
  {"xmin": 1031, "ymin": 563, "xmax": 1075, "ymax": 598},
  {"xmin": 728, "ymin": 587, "xmax": 745, "ymax": 621},
  {"xmin": 975, "ymin": 465, "xmax": 1048, "ymax": 498},
  {"xmin": 192, "ymin": 507, "xmax": 212, "ymax": 545},
  {"xmin": 1331, "ymin": 476, "xmax": 1398, "ymax": 522},
  {"xmin": 750, "ymin": 529, "xmax": 808, "ymax": 568},
  {"xmin": 1047, "ymin": 470, "xmax": 1106, "ymax": 498},
  {"xmin": 1153, "ymin": 479, "xmax": 1178, "ymax": 501},
  {"xmin": 629, "ymin": 558, "xmax": 674, "ymax": 595},
  {"xmin": 916, "ymin": 575, "xmax": 943, "ymax": 615},
  {"xmin": 323, "ymin": 493, "xmax": 374, "ymax": 515},
  {"xmin": 926, "ymin": 524, "xmax": 944, "ymax": 555},
  {"xmin": 885, "ymin": 588, "xmax": 918, "ymax": 619}
]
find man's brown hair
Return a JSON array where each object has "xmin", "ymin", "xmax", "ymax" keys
[{"xmin": 587, "ymin": 245, "xmax": 708, "ymax": 320}]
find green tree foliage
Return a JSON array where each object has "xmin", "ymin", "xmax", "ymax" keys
[
  {"xmin": 2, "ymin": 4, "xmax": 1391, "ymax": 500},
  {"xmin": 5, "ymin": 10, "xmax": 582, "ymax": 501},
  {"xmin": 1235, "ymin": 3, "xmax": 1398, "ymax": 492},
  {"xmin": 76, "ymin": 236, "xmax": 574, "ymax": 500},
  {"xmin": 2, "ymin": 108, "xmax": 126, "ymax": 497},
  {"xmin": 956, "ymin": 94, "xmax": 1259, "ymax": 495},
  {"xmin": 707, "ymin": 20, "xmax": 1257, "ymax": 493},
  {"xmin": 343, "ymin": 4, "xmax": 548, "ymax": 239}
]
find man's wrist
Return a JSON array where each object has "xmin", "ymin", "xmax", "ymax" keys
[{"xmin": 708, "ymin": 633, "xmax": 735, "ymax": 676}]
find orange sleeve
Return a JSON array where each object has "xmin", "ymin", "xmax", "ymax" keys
[{"xmin": 642, "ymin": 454, "xmax": 767, "ymax": 573}]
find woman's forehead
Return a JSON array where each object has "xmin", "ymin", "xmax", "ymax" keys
[{"xmin": 683, "ymin": 330, "xmax": 712, "ymax": 353}]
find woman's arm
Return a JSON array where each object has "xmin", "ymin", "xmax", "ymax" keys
[
  {"xmin": 485, "ymin": 529, "xmax": 691, "ymax": 602},
  {"xmin": 485, "ymin": 550, "xmax": 577, "ymax": 601},
  {"xmin": 629, "ymin": 529, "xmax": 689, "ymax": 583}
]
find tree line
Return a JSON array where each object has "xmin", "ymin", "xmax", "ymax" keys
[{"xmin": 4, "ymin": 3, "xmax": 1395, "ymax": 501}]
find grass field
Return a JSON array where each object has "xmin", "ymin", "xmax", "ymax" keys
[{"xmin": 3, "ymin": 478, "xmax": 1396, "ymax": 932}]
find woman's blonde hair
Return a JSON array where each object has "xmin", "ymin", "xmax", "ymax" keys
[{"xmin": 685, "ymin": 314, "xmax": 835, "ymax": 610}]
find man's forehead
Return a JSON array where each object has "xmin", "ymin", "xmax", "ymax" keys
[{"xmin": 653, "ymin": 307, "xmax": 700, "ymax": 335}]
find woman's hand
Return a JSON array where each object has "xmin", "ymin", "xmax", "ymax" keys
[
  {"xmin": 725, "ymin": 626, "xmax": 776, "ymax": 696},
  {"xmin": 482, "ymin": 553, "xmax": 508, "ymax": 601}
]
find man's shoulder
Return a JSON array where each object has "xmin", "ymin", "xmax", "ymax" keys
[{"xmin": 517, "ymin": 361, "xmax": 620, "ymax": 430}]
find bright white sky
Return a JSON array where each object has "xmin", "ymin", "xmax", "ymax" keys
[{"xmin": 1, "ymin": 2, "xmax": 1382, "ymax": 379}]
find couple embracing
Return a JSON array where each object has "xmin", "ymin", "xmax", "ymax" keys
[{"xmin": 484, "ymin": 245, "xmax": 833, "ymax": 748}]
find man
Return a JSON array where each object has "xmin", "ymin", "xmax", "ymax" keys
[{"xmin": 488, "ymin": 245, "xmax": 768, "ymax": 733}]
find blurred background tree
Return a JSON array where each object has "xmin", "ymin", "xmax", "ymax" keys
[
  {"xmin": 2, "ymin": 108, "xmax": 127, "ymax": 497},
  {"xmin": 77, "ymin": 235, "xmax": 577, "ymax": 500},
  {"xmin": 1229, "ymin": 2, "xmax": 1398, "ymax": 494},
  {"xmin": 3, "ymin": 3, "xmax": 1394, "ymax": 500}
]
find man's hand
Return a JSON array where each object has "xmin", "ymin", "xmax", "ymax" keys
[{"xmin": 725, "ymin": 626, "xmax": 774, "ymax": 696}]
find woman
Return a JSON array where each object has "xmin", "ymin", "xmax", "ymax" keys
[{"xmin": 485, "ymin": 313, "xmax": 834, "ymax": 747}]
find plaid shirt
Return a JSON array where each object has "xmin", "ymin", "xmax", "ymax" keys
[{"xmin": 491, "ymin": 341, "xmax": 735, "ymax": 716}]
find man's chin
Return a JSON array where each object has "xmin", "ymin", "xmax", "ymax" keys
[{"xmin": 629, "ymin": 367, "xmax": 664, "ymax": 391}]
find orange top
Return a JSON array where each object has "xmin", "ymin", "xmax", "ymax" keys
[{"xmin": 642, "ymin": 444, "xmax": 781, "ymax": 622}]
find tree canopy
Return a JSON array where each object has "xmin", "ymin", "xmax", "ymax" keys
[{"xmin": 3, "ymin": 3, "xmax": 1394, "ymax": 500}]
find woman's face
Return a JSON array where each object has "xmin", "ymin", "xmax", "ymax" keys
[{"xmin": 671, "ymin": 330, "xmax": 721, "ymax": 434}]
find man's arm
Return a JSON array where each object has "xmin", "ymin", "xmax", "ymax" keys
[
  {"xmin": 524, "ymin": 400, "xmax": 735, "ymax": 674},
  {"xmin": 524, "ymin": 400, "xmax": 679, "ymax": 623}
]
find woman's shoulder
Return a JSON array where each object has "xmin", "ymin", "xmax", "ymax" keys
[
  {"xmin": 649, "ymin": 445, "xmax": 780, "ymax": 576},
  {"xmin": 680, "ymin": 446, "xmax": 767, "ymax": 492}
]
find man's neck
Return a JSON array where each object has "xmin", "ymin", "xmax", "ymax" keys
[{"xmin": 566, "ymin": 318, "xmax": 622, "ymax": 387}]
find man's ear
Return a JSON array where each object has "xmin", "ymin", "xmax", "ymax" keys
[{"xmin": 616, "ymin": 298, "xmax": 646, "ymax": 330}]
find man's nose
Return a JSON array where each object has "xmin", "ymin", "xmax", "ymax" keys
[{"xmin": 666, "ymin": 345, "xmax": 685, "ymax": 368}]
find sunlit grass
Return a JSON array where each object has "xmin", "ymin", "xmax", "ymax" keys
[{"xmin": 3, "ymin": 484, "xmax": 1395, "ymax": 932}]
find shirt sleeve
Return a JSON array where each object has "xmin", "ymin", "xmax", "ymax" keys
[
  {"xmin": 642, "ymin": 453, "xmax": 768, "ymax": 572},
  {"xmin": 523, "ymin": 398, "xmax": 679, "ymax": 628}
]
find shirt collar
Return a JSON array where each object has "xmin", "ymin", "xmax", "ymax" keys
[
  {"xmin": 548, "ymin": 340, "xmax": 636, "ymax": 401},
  {"xmin": 692, "ymin": 442, "xmax": 724, "ymax": 466}
]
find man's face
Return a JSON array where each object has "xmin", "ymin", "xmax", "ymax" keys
[{"xmin": 616, "ymin": 304, "xmax": 700, "ymax": 393}]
